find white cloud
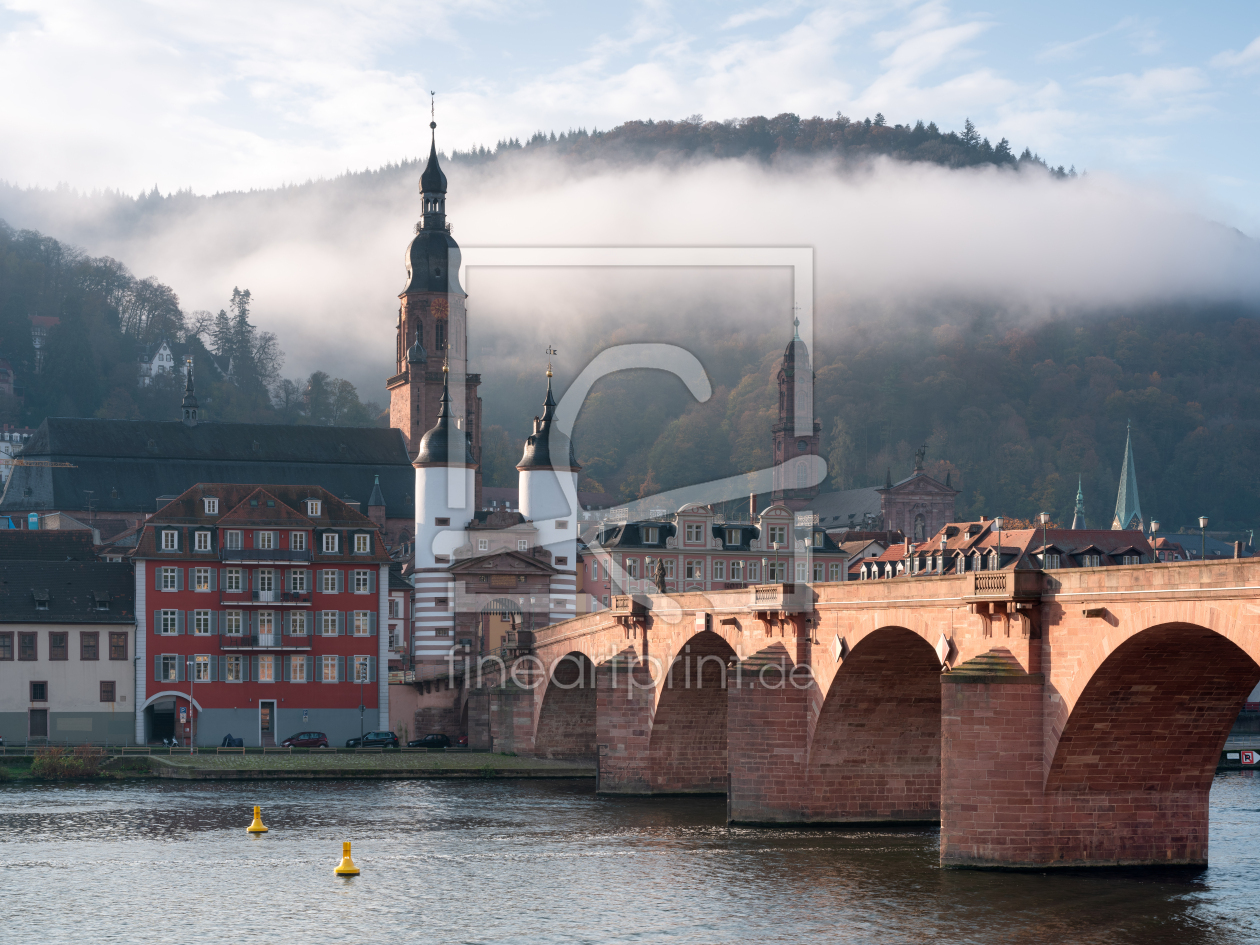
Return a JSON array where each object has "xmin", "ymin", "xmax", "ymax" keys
[
  {"xmin": 1085, "ymin": 66, "xmax": 1212, "ymax": 121},
  {"xmin": 1212, "ymin": 35, "xmax": 1260, "ymax": 74}
]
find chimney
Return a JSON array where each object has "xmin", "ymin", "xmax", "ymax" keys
[
  {"xmin": 903, "ymin": 537, "xmax": 911, "ymax": 557},
  {"xmin": 1234, "ymin": 540, "xmax": 1242, "ymax": 559},
  {"xmin": 749, "ymin": 492, "xmax": 758, "ymax": 520}
]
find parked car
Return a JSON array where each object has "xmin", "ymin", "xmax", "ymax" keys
[
  {"xmin": 408, "ymin": 733, "xmax": 451, "ymax": 749},
  {"xmin": 281, "ymin": 732, "xmax": 329, "ymax": 748},
  {"xmin": 346, "ymin": 731, "xmax": 399, "ymax": 748},
  {"xmin": 457, "ymin": 734, "xmax": 468, "ymax": 747}
]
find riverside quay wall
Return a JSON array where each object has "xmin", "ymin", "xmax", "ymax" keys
[{"xmin": 463, "ymin": 560, "xmax": 1260, "ymax": 868}]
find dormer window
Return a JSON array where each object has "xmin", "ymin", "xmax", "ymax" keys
[
  {"xmin": 354, "ymin": 533, "xmax": 370, "ymax": 554},
  {"xmin": 767, "ymin": 525, "xmax": 787, "ymax": 546},
  {"xmin": 161, "ymin": 530, "xmax": 179, "ymax": 551},
  {"xmin": 685, "ymin": 523, "xmax": 703, "ymax": 543},
  {"xmin": 725, "ymin": 528, "xmax": 740, "ymax": 546},
  {"xmin": 33, "ymin": 589, "xmax": 50, "ymax": 611},
  {"xmin": 642, "ymin": 527, "xmax": 659, "ymax": 544},
  {"xmin": 194, "ymin": 531, "xmax": 211, "ymax": 552},
  {"xmin": 306, "ymin": 499, "xmax": 322, "ymax": 517},
  {"xmin": 812, "ymin": 532, "xmax": 823, "ymax": 547},
  {"xmin": 322, "ymin": 532, "xmax": 339, "ymax": 553},
  {"xmin": 203, "ymin": 497, "xmax": 219, "ymax": 515}
]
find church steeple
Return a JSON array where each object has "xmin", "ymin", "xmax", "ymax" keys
[
  {"xmin": 419, "ymin": 108, "xmax": 447, "ymax": 230},
  {"xmin": 771, "ymin": 316, "xmax": 821, "ymax": 503},
  {"xmin": 1111, "ymin": 422, "xmax": 1143, "ymax": 531},
  {"xmin": 1071, "ymin": 475, "xmax": 1086, "ymax": 530},
  {"xmin": 181, "ymin": 358, "xmax": 199, "ymax": 426}
]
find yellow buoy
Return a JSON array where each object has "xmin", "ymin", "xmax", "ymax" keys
[
  {"xmin": 246, "ymin": 805, "xmax": 268, "ymax": 833},
  {"xmin": 335, "ymin": 841, "xmax": 360, "ymax": 876}
]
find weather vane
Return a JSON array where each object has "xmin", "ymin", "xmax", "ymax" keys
[{"xmin": 546, "ymin": 345, "xmax": 557, "ymax": 377}]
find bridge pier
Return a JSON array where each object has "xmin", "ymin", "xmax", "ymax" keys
[
  {"xmin": 727, "ymin": 642, "xmax": 812, "ymax": 821},
  {"xmin": 594, "ymin": 653, "xmax": 658, "ymax": 793}
]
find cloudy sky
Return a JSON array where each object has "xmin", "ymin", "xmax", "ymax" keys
[{"xmin": 2, "ymin": 1, "xmax": 1260, "ymax": 230}]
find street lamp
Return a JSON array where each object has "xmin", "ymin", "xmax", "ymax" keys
[
  {"xmin": 1038, "ymin": 512, "xmax": 1050, "ymax": 569},
  {"xmin": 1149, "ymin": 520, "xmax": 1160, "ymax": 561},
  {"xmin": 993, "ymin": 516, "xmax": 1004, "ymax": 571},
  {"xmin": 761, "ymin": 556, "xmax": 768, "ymax": 585},
  {"xmin": 1200, "ymin": 516, "xmax": 1209, "ymax": 560}
]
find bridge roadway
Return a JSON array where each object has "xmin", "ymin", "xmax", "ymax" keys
[{"xmin": 464, "ymin": 559, "xmax": 1260, "ymax": 867}]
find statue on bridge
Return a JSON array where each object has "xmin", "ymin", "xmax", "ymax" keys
[{"xmin": 652, "ymin": 557, "xmax": 667, "ymax": 594}]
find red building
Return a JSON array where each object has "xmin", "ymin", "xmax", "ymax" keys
[{"xmin": 130, "ymin": 483, "xmax": 392, "ymax": 747}]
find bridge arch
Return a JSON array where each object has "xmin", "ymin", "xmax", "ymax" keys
[
  {"xmin": 533, "ymin": 650, "xmax": 598, "ymax": 762},
  {"xmin": 1045, "ymin": 622, "xmax": 1260, "ymax": 864},
  {"xmin": 648, "ymin": 629, "xmax": 737, "ymax": 793},
  {"xmin": 807, "ymin": 626, "xmax": 941, "ymax": 822}
]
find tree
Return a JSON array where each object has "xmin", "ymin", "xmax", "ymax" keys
[{"xmin": 961, "ymin": 118, "xmax": 979, "ymax": 148}]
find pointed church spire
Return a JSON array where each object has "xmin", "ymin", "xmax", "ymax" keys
[
  {"xmin": 181, "ymin": 357, "xmax": 199, "ymax": 426},
  {"xmin": 419, "ymin": 94, "xmax": 448, "ymax": 230},
  {"xmin": 1111, "ymin": 422, "xmax": 1143, "ymax": 530},
  {"xmin": 1071, "ymin": 475, "xmax": 1086, "ymax": 530}
]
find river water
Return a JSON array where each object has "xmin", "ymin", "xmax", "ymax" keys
[{"xmin": 3, "ymin": 773, "xmax": 1260, "ymax": 945}]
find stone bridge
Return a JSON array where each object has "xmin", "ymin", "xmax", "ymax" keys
[{"xmin": 465, "ymin": 560, "xmax": 1260, "ymax": 868}]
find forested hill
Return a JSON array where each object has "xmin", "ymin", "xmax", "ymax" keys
[
  {"xmin": 454, "ymin": 113, "xmax": 1074, "ymax": 175},
  {"xmin": 534, "ymin": 302, "xmax": 1260, "ymax": 539},
  {"xmin": 0, "ymin": 220, "xmax": 381, "ymax": 428}
]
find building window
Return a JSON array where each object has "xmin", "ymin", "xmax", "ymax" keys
[
  {"xmin": 291, "ymin": 531, "xmax": 307, "ymax": 551},
  {"xmin": 109, "ymin": 632, "xmax": 127, "ymax": 660},
  {"xmin": 434, "ymin": 628, "xmax": 450, "ymax": 637},
  {"xmin": 255, "ymin": 569, "xmax": 272, "ymax": 593},
  {"xmin": 291, "ymin": 570, "xmax": 308, "ymax": 592},
  {"xmin": 812, "ymin": 532, "xmax": 824, "ymax": 547},
  {"xmin": 353, "ymin": 655, "xmax": 370, "ymax": 682},
  {"xmin": 1082, "ymin": 554, "xmax": 1102, "ymax": 568},
  {"xmin": 307, "ymin": 499, "xmax": 322, "ymax": 517},
  {"xmin": 323, "ymin": 532, "xmax": 338, "ymax": 553},
  {"xmin": 478, "ymin": 539, "xmax": 489, "ymax": 552},
  {"xmin": 389, "ymin": 598, "xmax": 401, "ymax": 618},
  {"xmin": 225, "ymin": 568, "xmax": 242, "ymax": 592},
  {"xmin": 685, "ymin": 523, "xmax": 703, "ymax": 543},
  {"xmin": 258, "ymin": 612, "xmax": 274, "ymax": 635},
  {"xmin": 555, "ymin": 556, "xmax": 568, "ymax": 566},
  {"xmin": 193, "ymin": 610, "xmax": 212, "ymax": 635},
  {"xmin": 30, "ymin": 681, "xmax": 48, "ymax": 702},
  {"xmin": 643, "ymin": 527, "xmax": 659, "ymax": 544},
  {"xmin": 291, "ymin": 611, "xmax": 308, "ymax": 636},
  {"xmin": 258, "ymin": 655, "xmax": 274, "ymax": 682},
  {"xmin": 517, "ymin": 540, "xmax": 528, "ymax": 551},
  {"xmin": 355, "ymin": 533, "xmax": 370, "ymax": 553},
  {"xmin": 1042, "ymin": 553, "xmax": 1060, "ymax": 569},
  {"xmin": 290, "ymin": 655, "xmax": 307, "ymax": 682},
  {"xmin": 225, "ymin": 530, "xmax": 242, "ymax": 550},
  {"xmin": 725, "ymin": 528, "xmax": 741, "ymax": 546},
  {"xmin": 685, "ymin": 560, "xmax": 703, "ymax": 580},
  {"xmin": 322, "ymin": 611, "xmax": 339, "ymax": 636},
  {"xmin": 224, "ymin": 611, "xmax": 243, "ymax": 635},
  {"xmin": 322, "ymin": 570, "xmax": 339, "ymax": 593},
  {"xmin": 194, "ymin": 531, "xmax": 211, "ymax": 552},
  {"xmin": 161, "ymin": 567, "xmax": 178, "ymax": 591},
  {"xmin": 49, "ymin": 632, "xmax": 68, "ymax": 660},
  {"xmin": 19, "ymin": 632, "xmax": 37, "ymax": 660},
  {"xmin": 353, "ymin": 611, "xmax": 371, "ymax": 636},
  {"xmin": 729, "ymin": 561, "xmax": 743, "ymax": 582},
  {"xmin": 100, "ymin": 681, "xmax": 116, "ymax": 703},
  {"xmin": 828, "ymin": 563, "xmax": 842, "ymax": 580},
  {"xmin": 796, "ymin": 562, "xmax": 809, "ymax": 581},
  {"xmin": 813, "ymin": 562, "xmax": 825, "ymax": 581},
  {"xmin": 556, "ymin": 520, "xmax": 569, "ymax": 530},
  {"xmin": 225, "ymin": 655, "xmax": 243, "ymax": 682},
  {"xmin": 203, "ymin": 497, "xmax": 219, "ymax": 515},
  {"xmin": 1122, "ymin": 554, "xmax": 1140, "ymax": 565},
  {"xmin": 257, "ymin": 531, "xmax": 275, "ymax": 551},
  {"xmin": 767, "ymin": 525, "xmax": 787, "ymax": 546},
  {"xmin": 322, "ymin": 655, "xmax": 338, "ymax": 681},
  {"xmin": 161, "ymin": 654, "xmax": 179, "ymax": 681},
  {"xmin": 747, "ymin": 561, "xmax": 760, "ymax": 582},
  {"xmin": 354, "ymin": 570, "xmax": 371, "ymax": 593},
  {"xmin": 713, "ymin": 560, "xmax": 726, "ymax": 580},
  {"xmin": 626, "ymin": 558, "xmax": 639, "ymax": 579},
  {"xmin": 194, "ymin": 655, "xmax": 211, "ymax": 681},
  {"xmin": 160, "ymin": 610, "xmax": 178, "ymax": 634},
  {"xmin": 162, "ymin": 530, "xmax": 179, "ymax": 551},
  {"xmin": 194, "ymin": 567, "xmax": 211, "ymax": 591},
  {"xmin": 77, "ymin": 632, "xmax": 98, "ymax": 661}
]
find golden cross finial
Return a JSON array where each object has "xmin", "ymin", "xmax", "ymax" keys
[{"xmin": 546, "ymin": 345, "xmax": 557, "ymax": 378}]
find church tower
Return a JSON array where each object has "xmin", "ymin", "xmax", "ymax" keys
[
  {"xmin": 1111, "ymin": 422, "xmax": 1143, "ymax": 531},
  {"xmin": 388, "ymin": 115, "xmax": 482, "ymax": 508},
  {"xmin": 771, "ymin": 319, "xmax": 821, "ymax": 503}
]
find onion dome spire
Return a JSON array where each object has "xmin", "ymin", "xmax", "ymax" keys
[
  {"xmin": 517, "ymin": 350, "xmax": 579, "ymax": 471},
  {"xmin": 414, "ymin": 358, "xmax": 474, "ymax": 465}
]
